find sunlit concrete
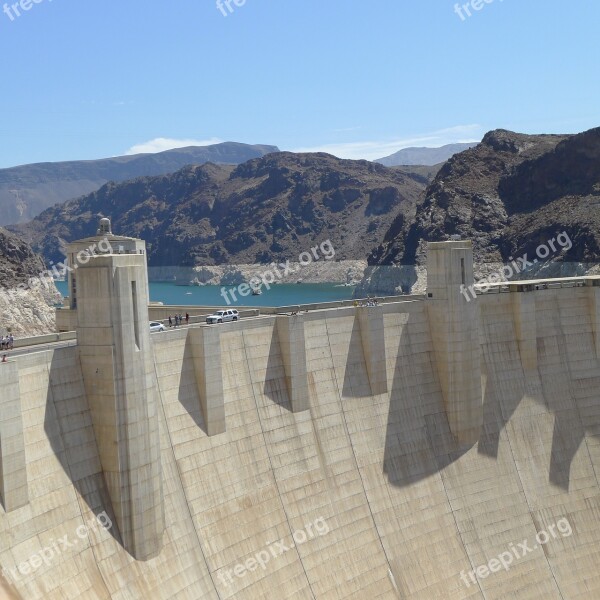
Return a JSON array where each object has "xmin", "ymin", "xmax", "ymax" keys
[{"xmin": 1, "ymin": 236, "xmax": 600, "ymax": 599}]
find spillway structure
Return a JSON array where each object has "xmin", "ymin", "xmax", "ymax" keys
[{"xmin": 1, "ymin": 228, "xmax": 600, "ymax": 599}]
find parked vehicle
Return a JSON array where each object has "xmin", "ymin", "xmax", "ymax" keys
[
  {"xmin": 205, "ymin": 309, "xmax": 239, "ymax": 324},
  {"xmin": 149, "ymin": 321, "xmax": 166, "ymax": 332}
]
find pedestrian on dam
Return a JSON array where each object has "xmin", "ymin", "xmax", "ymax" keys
[
  {"xmin": 185, "ymin": 313, "xmax": 189, "ymax": 325},
  {"xmin": 168, "ymin": 315, "xmax": 173, "ymax": 328},
  {"xmin": 8, "ymin": 335, "xmax": 13, "ymax": 349}
]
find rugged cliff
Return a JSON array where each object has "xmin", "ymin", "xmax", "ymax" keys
[
  {"xmin": 13, "ymin": 153, "xmax": 434, "ymax": 272},
  {"xmin": 359, "ymin": 127, "xmax": 600, "ymax": 294},
  {"xmin": 0, "ymin": 228, "xmax": 58, "ymax": 336}
]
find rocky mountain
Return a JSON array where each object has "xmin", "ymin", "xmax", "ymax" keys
[
  {"xmin": 0, "ymin": 142, "xmax": 279, "ymax": 225},
  {"xmin": 12, "ymin": 153, "xmax": 435, "ymax": 270},
  {"xmin": 360, "ymin": 127, "xmax": 600, "ymax": 294},
  {"xmin": 0, "ymin": 228, "xmax": 58, "ymax": 336},
  {"xmin": 375, "ymin": 142, "xmax": 478, "ymax": 167},
  {"xmin": 0, "ymin": 228, "xmax": 48, "ymax": 290}
]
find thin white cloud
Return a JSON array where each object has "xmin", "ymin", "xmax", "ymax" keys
[
  {"xmin": 290, "ymin": 125, "xmax": 483, "ymax": 161},
  {"xmin": 331, "ymin": 126, "xmax": 363, "ymax": 133},
  {"xmin": 125, "ymin": 137, "xmax": 223, "ymax": 155}
]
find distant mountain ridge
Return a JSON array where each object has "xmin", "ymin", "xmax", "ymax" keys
[
  {"xmin": 375, "ymin": 142, "xmax": 478, "ymax": 166},
  {"xmin": 12, "ymin": 153, "xmax": 436, "ymax": 269},
  {"xmin": 0, "ymin": 142, "xmax": 279, "ymax": 225}
]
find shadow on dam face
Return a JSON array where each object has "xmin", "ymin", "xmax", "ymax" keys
[
  {"xmin": 382, "ymin": 310, "xmax": 472, "ymax": 488},
  {"xmin": 263, "ymin": 326, "xmax": 294, "ymax": 413},
  {"xmin": 476, "ymin": 295, "xmax": 594, "ymax": 492},
  {"xmin": 381, "ymin": 297, "xmax": 596, "ymax": 493},
  {"xmin": 341, "ymin": 318, "xmax": 373, "ymax": 399},
  {"xmin": 43, "ymin": 350, "xmax": 123, "ymax": 550},
  {"xmin": 179, "ymin": 334, "xmax": 209, "ymax": 436}
]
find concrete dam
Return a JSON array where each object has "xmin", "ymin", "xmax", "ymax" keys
[{"xmin": 2, "ymin": 232, "xmax": 600, "ymax": 599}]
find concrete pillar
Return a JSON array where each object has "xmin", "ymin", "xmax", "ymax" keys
[
  {"xmin": 0, "ymin": 360, "xmax": 28, "ymax": 512},
  {"xmin": 276, "ymin": 316, "xmax": 310, "ymax": 413},
  {"xmin": 587, "ymin": 283, "xmax": 600, "ymax": 358},
  {"xmin": 189, "ymin": 327, "xmax": 226, "ymax": 436},
  {"xmin": 512, "ymin": 291, "xmax": 537, "ymax": 370},
  {"xmin": 426, "ymin": 241, "xmax": 482, "ymax": 445},
  {"xmin": 357, "ymin": 306, "xmax": 388, "ymax": 395},
  {"xmin": 76, "ymin": 253, "xmax": 164, "ymax": 560}
]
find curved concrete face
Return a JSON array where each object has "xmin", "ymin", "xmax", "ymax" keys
[
  {"xmin": 1, "ymin": 291, "xmax": 600, "ymax": 598},
  {"xmin": 2, "ymin": 235, "xmax": 600, "ymax": 598}
]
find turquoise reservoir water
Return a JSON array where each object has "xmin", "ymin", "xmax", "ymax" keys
[{"xmin": 54, "ymin": 281, "xmax": 354, "ymax": 307}]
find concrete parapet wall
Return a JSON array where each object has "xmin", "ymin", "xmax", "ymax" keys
[{"xmin": 13, "ymin": 332, "xmax": 76, "ymax": 349}]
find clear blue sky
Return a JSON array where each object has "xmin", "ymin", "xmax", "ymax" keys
[{"xmin": 0, "ymin": 0, "xmax": 598, "ymax": 168}]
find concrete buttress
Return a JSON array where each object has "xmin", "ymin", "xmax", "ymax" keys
[{"xmin": 76, "ymin": 251, "xmax": 165, "ymax": 560}]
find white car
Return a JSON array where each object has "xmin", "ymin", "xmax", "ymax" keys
[
  {"xmin": 150, "ymin": 321, "xmax": 166, "ymax": 332},
  {"xmin": 206, "ymin": 309, "xmax": 239, "ymax": 324}
]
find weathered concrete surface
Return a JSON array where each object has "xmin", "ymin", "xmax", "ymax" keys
[
  {"xmin": 1, "ymin": 288, "xmax": 600, "ymax": 598},
  {"xmin": 77, "ymin": 253, "xmax": 165, "ymax": 561},
  {"xmin": 427, "ymin": 241, "xmax": 482, "ymax": 445}
]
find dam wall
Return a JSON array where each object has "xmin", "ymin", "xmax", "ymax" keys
[{"xmin": 2, "ymin": 244, "xmax": 600, "ymax": 598}]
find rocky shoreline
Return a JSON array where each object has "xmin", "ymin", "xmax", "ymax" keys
[
  {"xmin": 148, "ymin": 260, "xmax": 368, "ymax": 287},
  {"xmin": 355, "ymin": 261, "xmax": 600, "ymax": 297}
]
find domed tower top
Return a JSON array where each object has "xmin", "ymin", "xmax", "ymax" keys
[{"xmin": 97, "ymin": 217, "xmax": 112, "ymax": 236}]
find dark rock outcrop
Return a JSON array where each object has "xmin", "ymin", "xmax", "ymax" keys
[
  {"xmin": 360, "ymin": 127, "xmax": 600, "ymax": 295},
  {"xmin": 12, "ymin": 153, "xmax": 435, "ymax": 269},
  {"xmin": 0, "ymin": 142, "xmax": 279, "ymax": 225}
]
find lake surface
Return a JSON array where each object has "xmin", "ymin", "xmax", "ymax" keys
[{"xmin": 55, "ymin": 281, "xmax": 354, "ymax": 307}]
